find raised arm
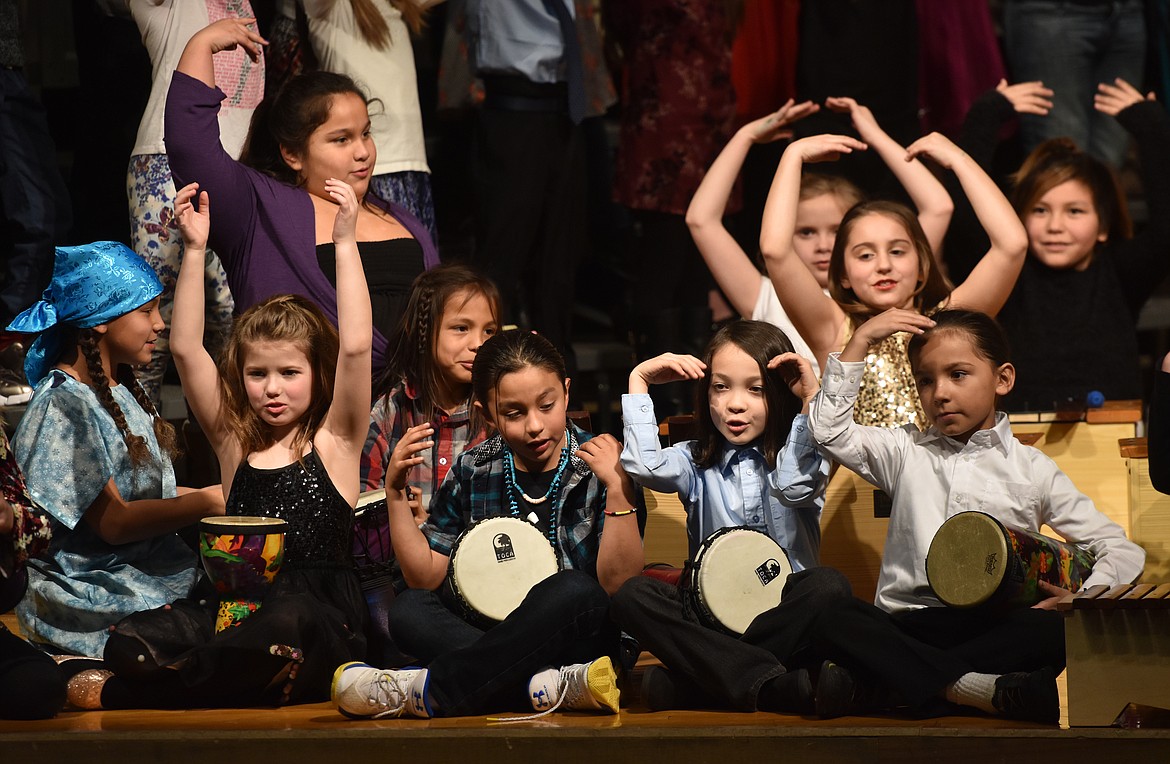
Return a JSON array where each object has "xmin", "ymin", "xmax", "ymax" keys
[
  {"xmin": 175, "ymin": 17, "xmax": 265, "ymax": 89},
  {"xmin": 687, "ymin": 101, "xmax": 819, "ymax": 317},
  {"xmin": 826, "ymin": 97, "xmax": 953, "ymax": 256},
  {"xmin": 385, "ymin": 423, "xmax": 452, "ymax": 590},
  {"xmin": 759, "ymin": 134, "xmax": 867, "ymax": 368},
  {"xmin": 320, "ymin": 179, "xmax": 373, "ymax": 504},
  {"xmin": 620, "ymin": 353, "xmax": 706, "ymax": 495},
  {"xmin": 906, "ymin": 133, "xmax": 1028, "ymax": 316},
  {"xmin": 172, "ymin": 183, "xmax": 230, "ymax": 460}
]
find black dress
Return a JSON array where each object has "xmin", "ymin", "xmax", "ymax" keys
[{"xmin": 102, "ymin": 449, "xmax": 367, "ymax": 709}]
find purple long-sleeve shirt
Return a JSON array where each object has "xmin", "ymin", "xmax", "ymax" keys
[{"xmin": 164, "ymin": 71, "xmax": 440, "ymax": 370}]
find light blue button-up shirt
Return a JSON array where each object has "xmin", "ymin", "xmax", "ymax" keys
[
  {"xmin": 465, "ymin": 0, "xmax": 573, "ymax": 83},
  {"xmin": 620, "ymin": 393, "xmax": 828, "ymax": 571}
]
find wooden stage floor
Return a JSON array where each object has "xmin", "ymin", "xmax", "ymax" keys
[{"xmin": 4, "ymin": 693, "xmax": 1170, "ymax": 764}]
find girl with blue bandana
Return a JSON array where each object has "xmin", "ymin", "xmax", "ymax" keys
[{"xmin": 5, "ymin": 241, "xmax": 226, "ymax": 659}]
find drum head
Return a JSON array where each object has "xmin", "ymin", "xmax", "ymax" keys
[
  {"xmin": 694, "ymin": 528, "xmax": 791, "ymax": 635},
  {"xmin": 199, "ymin": 515, "xmax": 289, "ymax": 535},
  {"xmin": 450, "ymin": 517, "xmax": 559, "ymax": 623},
  {"xmin": 926, "ymin": 512, "xmax": 1008, "ymax": 608},
  {"xmin": 356, "ymin": 489, "xmax": 387, "ymax": 511}
]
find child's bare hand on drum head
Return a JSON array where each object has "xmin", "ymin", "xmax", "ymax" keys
[
  {"xmin": 1032, "ymin": 580, "xmax": 1075, "ymax": 611},
  {"xmin": 387, "ymin": 423, "xmax": 434, "ymax": 493},
  {"xmin": 629, "ymin": 353, "xmax": 706, "ymax": 395},
  {"xmin": 768, "ymin": 352, "xmax": 820, "ymax": 409}
]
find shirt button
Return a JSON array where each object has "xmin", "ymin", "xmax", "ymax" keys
[
  {"xmin": 640, "ymin": 405, "xmax": 649, "ymax": 413},
  {"xmin": 753, "ymin": 515, "xmax": 760, "ymax": 523},
  {"xmin": 439, "ymin": 457, "xmax": 447, "ymax": 466}
]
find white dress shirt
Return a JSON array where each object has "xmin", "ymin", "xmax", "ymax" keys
[{"xmin": 809, "ymin": 354, "xmax": 1146, "ymax": 613}]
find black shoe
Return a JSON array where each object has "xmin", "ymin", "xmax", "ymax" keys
[
  {"xmin": 757, "ymin": 668, "xmax": 814, "ymax": 714},
  {"xmin": 992, "ymin": 667, "xmax": 1059, "ymax": 724},
  {"xmin": 815, "ymin": 660, "xmax": 882, "ymax": 718},
  {"xmin": 640, "ymin": 665, "xmax": 710, "ymax": 711}
]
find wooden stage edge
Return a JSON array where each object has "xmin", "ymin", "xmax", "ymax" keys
[{"xmin": 5, "ymin": 703, "xmax": 1170, "ymax": 764}]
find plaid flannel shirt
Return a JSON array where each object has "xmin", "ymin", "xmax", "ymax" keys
[
  {"xmin": 423, "ymin": 423, "xmax": 637, "ymax": 577},
  {"xmin": 361, "ymin": 381, "xmax": 486, "ymax": 512}
]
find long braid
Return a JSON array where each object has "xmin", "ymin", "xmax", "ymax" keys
[
  {"xmin": 118, "ymin": 365, "xmax": 181, "ymax": 461},
  {"xmin": 79, "ymin": 330, "xmax": 152, "ymax": 465},
  {"xmin": 415, "ymin": 286, "xmax": 434, "ymax": 417}
]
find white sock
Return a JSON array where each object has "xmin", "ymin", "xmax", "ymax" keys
[{"xmin": 944, "ymin": 672, "xmax": 998, "ymax": 714}]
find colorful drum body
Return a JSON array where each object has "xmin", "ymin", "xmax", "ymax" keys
[
  {"xmin": 447, "ymin": 516, "xmax": 559, "ymax": 625},
  {"xmin": 199, "ymin": 515, "xmax": 288, "ymax": 632},
  {"xmin": 686, "ymin": 526, "xmax": 793, "ymax": 635},
  {"xmin": 926, "ymin": 511, "xmax": 1096, "ymax": 609}
]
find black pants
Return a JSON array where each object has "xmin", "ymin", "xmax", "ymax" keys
[
  {"xmin": 387, "ymin": 570, "xmax": 618, "ymax": 717},
  {"xmin": 610, "ymin": 567, "xmax": 853, "ymax": 711},
  {"xmin": 809, "ymin": 598, "xmax": 1064, "ymax": 709},
  {"xmin": 472, "ymin": 99, "xmax": 586, "ymax": 363},
  {"xmin": 0, "ymin": 623, "xmax": 63, "ymax": 719}
]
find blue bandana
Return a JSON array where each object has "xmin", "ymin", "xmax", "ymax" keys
[{"xmin": 6, "ymin": 241, "xmax": 163, "ymax": 385}]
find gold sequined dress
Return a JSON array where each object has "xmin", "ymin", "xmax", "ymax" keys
[{"xmin": 842, "ymin": 326, "xmax": 926, "ymax": 429}]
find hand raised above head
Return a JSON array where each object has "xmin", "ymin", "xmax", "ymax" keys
[
  {"xmin": 787, "ymin": 134, "xmax": 868, "ymax": 164},
  {"xmin": 842, "ymin": 308, "xmax": 935, "ymax": 362},
  {"xmin": 995, "ymin": 79, "xmax": 1054, "ymax": 116},
  {"xmin": 825, "ymin": 96, "xmax": 880, "ymax": 138},
  {"xmin": 1095, "ymin": 77, "xmax": 1155, "ymax": 117},
  {"xmin": 175, "ymin": 183, "xmax": 210, "ymax": 252},
  {"xmin": 631, "ymin": 353, "xmax": 707, "ymax": 390},
  {"xmin": 743, "ymin": 99, "xmax": 820, "ymax": 144},
  {"xmin": 904, "ymin": 132, "xmax": 967, "ymax": 170},
  {"xmin": 768, "ymin": 352, "xmax": 819, "ymax": 404},
  {"xmin": 195, "ymin": 17, "xmax": 267, "ymax": 61}
]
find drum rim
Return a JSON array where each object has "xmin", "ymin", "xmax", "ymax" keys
[
  {"xmin": 356, "ymin": 488, "xmax": 387, "ymax": 509},
  {"xmin": 926, "ymin": 510, "xmax": 1008, "ymax": 608},
  {"xmin": 199, "ymin": 515, "xmax": 290, "ymax": 535}
]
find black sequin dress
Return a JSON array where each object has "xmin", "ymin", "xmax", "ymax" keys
[{"xmin": 102, "ymin": 449, "xmax": 367, "ymax": 709}]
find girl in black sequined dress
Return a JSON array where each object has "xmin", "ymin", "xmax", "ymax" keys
[{"xmin": 67, "ymin": 177, "xmax": 373, "ymax": 710}]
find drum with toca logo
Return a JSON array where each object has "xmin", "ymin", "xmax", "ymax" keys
[
  {"xmin": 926, "ymin": 511, "xmax": 1096, "ymax": 609},
  {"xmin": 446, "ymin": 516, "xmax": 560, "ymax": 625},
  {"xmin": 685, "ymin": 526, "xmax": 793, "ymax": 635}
]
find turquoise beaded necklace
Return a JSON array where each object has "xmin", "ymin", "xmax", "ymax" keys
[{"xmin": 504, "ymin": 430, "xmax": 571, "ymax": 548}]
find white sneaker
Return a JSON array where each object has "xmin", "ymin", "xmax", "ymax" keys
[
  {"xmin": 528, "ymin": 656, "xmax": 619, "ymax": 714},
  {"xmin": 331, "ymin": 662, "xmax": 428, "ymax": 719}
]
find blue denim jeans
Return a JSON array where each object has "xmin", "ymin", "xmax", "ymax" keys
[
  {"xmin": 386, "ymin": 569, "xmax": 618, "ymax": 716},
  {"xmin": 1004, "ymin": 0, "xmax": 1146, "ymax": 167}
]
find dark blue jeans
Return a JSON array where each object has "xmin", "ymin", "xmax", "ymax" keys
[
  {"xmin": 0, "ymin": 67, "xmax": 71, "ymax": 326},
  {"xmin": 386, "ymin": 569, "xmax": 617, "ymax": 716},
  {"xmin": 1004, "ymin": 0, "xmax": 1146, "ymax": 167},
  {"xmin": 610, "ymin": 566, "xmax": 854, "ymax": 711}
]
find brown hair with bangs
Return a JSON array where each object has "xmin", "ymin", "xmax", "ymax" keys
[
  {"xmin": 689, "ymin": 320, "xmax": 802, "ymax": 470},
  {"xmin": 827, "ymin": 200, "xmax": 954, "ymax": 326},
  {"xmin": 218, "ymin": 295, "xmax": 339, "ymax": 459},
  {"xmin": 1010, "ymin": 137, "xmax": 1131, "ymax": 252}
]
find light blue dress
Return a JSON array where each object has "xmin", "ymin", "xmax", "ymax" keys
[{"xmin": 12, "ymin": 370, "xmax": 199, "ymax": 657}]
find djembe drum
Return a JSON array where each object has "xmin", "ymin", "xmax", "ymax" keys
[
  {"xmin": 685, "ymin": 526, "xmax": 793, "ymax": 635},
  {"xmin": 199, "ymin": 516, "xmax": 288, "ymax": 631},
  {"xmin": 446, "ymin": 516, "xmax": 559, "ymax": 625},
  {"xmin": 926, "ymin": 511, "xmax": 1095, "ymax": 609}
]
